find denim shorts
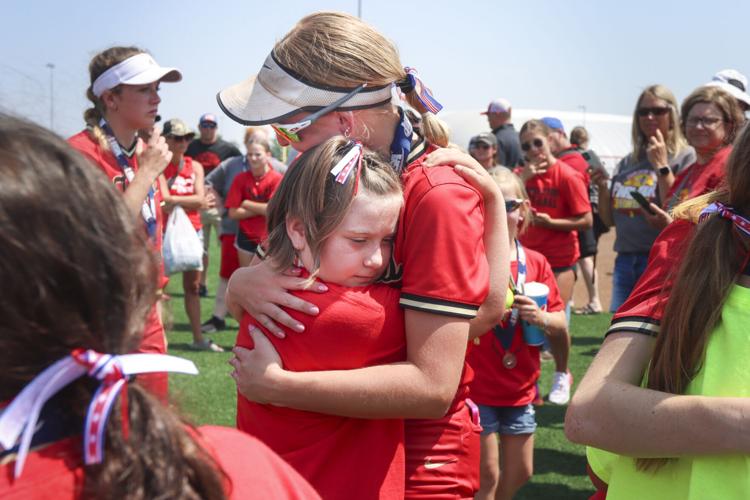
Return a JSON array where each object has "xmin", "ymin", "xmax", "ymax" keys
[{"xmin": 477, "ymin": 403, "xmax": 537, "ymax": 436}]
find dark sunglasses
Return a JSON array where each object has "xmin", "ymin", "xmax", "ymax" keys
[
  {"xmin": 199, "ymin": 122, "xmax": 217, "ymax": 129},
  {"xmin": 505, "ymin": 199, "xmax": 523, "ymax": 212},
  {"xmin": 521, "ymin": 138, "xmax": 544, "ymax": 151},
  {"xmin": 637, "ymin": 107, "xmax": 670, "ymax": 117},
  {"xmin": 470, "ymin": 143, "xmax": 492, "ymax": 150},
  {"xmin": 168, "ymin": 135, "xmax": 192, "ymax": 142}
]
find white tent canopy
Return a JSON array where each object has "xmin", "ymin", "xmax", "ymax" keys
[{"xmin": 441, "ymin": 109, "xmax": 633, "ymax": 174}]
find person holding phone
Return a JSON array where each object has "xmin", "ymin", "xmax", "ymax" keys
[{"xmin": 592, "ymin": 85, "xmax": 694, "ymax": 312}]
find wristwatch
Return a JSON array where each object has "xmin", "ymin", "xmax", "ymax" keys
[{"xmin": 658, "ymin": 166, "xmax": 671, "ymax": 177}]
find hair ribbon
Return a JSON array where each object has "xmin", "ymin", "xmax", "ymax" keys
[{"xmin": 399, "ymin": 67, "xmax": 443, "ymax": 114}]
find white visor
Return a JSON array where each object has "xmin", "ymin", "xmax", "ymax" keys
[
  {"xmin": 217, "ymin": 52, "xmax": 394, "ymax": 125},
  {"xmin": 92, "ymin": 53, "xmax": 182, "ymax": 97}
]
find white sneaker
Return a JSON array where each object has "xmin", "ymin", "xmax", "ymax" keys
[
  {"xmin": 548, "ymin": 371, "xmax": 572, "ymax": 405},
  {"xmin": 189, "ymin": 339, "xmax": 225, "ymax": 353}
]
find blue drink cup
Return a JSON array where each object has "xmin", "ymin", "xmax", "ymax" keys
[{"xmin": 521, "ymin": 282, "xmax": 549, "ymax": 346}]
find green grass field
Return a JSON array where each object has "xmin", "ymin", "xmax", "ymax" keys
[{"xmin": 165, "ymin": 238, "xmax": 610, "ymax": 499}]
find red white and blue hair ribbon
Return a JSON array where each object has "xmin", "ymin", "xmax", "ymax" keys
[
  {"xmin": 402, "ymin": 67, "xmax": 443, "ymax": 114},
  {"xmin": 699, "ymin": 201, "xmax": 750, "ymax": 237},
  {"xmin": 330, "ymin": 142, "xmax": 364, "ymax": 193},
  {"xmin": 0, "ymin": 349, "xmax": 198, "ymax": 478}
]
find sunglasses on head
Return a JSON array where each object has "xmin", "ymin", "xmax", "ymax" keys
[
  {"xmin": 200, "ymin": 122, "xmax": 217, "ymax": 129},
  {"xmin": 505, "ymin": 199, "xmax": 523, "ymax": 212},
  {"xmin": 637, "ymin": 107, "xmax": 670, "ymax": 117},
  {"xmin": 520, "ymin": 138, "xmax": 544, "ymax": 151},
  {"xmin": 270, "ymin": 83, "xmax": 367, "ymax": 143}
]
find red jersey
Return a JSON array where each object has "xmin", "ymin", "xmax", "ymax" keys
[
  {"xmin": 663, "ymin": 146, "xmax": 731, "ymax": 212},
  {"xmin": 225, "ymin": 167, "xmax": 282, "ymax": 243},
  {"xmin": 236, "ymin": 283, "xmax": 406, "ymax": 500},
  {"xmin": 68, "ymin": 130, "xmax": 167, "ymax": 398},
  {"xmin": 0, "ymin": 425, "xmax": 320, "ymax": 499},
  {"xmin": 163, "ymin": 156, "xmax": 201, "ymax": 230},
  {"xmin": 558, "ymin": 147, "xmax": 591, "ymax": 187},
  {"xmin": 520, "ymin": 160, "xmax": 591, "ymax": 268},
  {"xmin": 608, "ymin": 218, "xmax": 696, "ymax": 337},
  {"xmin": 468, "ymin": 246, "xmax": 564, "ymax": 406}
]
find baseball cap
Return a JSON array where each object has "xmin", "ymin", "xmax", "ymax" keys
[
  {"xmin": 706, "ymin": 69, "xmax": 750, "ymax": 108},
  {"xmin": 481, "ymin": 98, "xmax": 512, "ymax": 115},
  {"xmin": 162, "ymin": 118, "xmax": 194, "ymax": 138},
  {"xmin": 469, "ymin": 132, "xmax": 498, "ymax": 148},
  {"xmin": 541, "ymin": 117, "xmax": 565, "ymax": 132},
  {"xmin": 199, "ymin": 113, "xmax": 218, "ymax": 126},
  {"xmin": 217, "ymin": 51, "xmax": 394, "ymax": 126},
  {"xmin": 92, "ymin": 53, "xmax": 181, "ymax": 98}
]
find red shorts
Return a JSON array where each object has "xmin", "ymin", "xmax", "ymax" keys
[
  {"xmin": 220, "ymin": 234, "xmax": 240, "ymax": 280},
  {"xmin": 404, "ymin": 400, "xmax": 482, "ymax": 499}
]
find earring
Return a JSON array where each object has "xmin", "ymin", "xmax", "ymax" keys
[{"xmin": 343, "ymin": 127, "xmax": 351, "ymax": 138}]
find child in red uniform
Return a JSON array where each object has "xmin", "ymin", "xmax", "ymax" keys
[
  {"xmin": 518, "ymin": 119, "xmax": 592, "ymax": 405},
  {"xmin": 159, "ymin": 118, "xmax": 223, "ymax": 352},
  {"xmin": 0, "ymin": 115, "xmax": 319, "ymax": 500},
  {"xmin": 223, "ymin": 12, "xmax": 510, "ymax": 500},
  {"xmin": 67, "ymin": 46, "xmax": 180, "ymax": 400},
  {"xmin": 225, "ymin": 137, "xmax": 283, "ymax": 267},
  {"xmin": 469, "ymin": 169, "xmax": 567, "ymax": 500},
  {"xmin": 233, "ymin": 138, "xmax": 406, "ymax": 499}
]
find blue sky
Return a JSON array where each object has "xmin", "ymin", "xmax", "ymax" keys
[{"xmin": 2, "ymin": 0, "xmax": 747, "ymax": 146}]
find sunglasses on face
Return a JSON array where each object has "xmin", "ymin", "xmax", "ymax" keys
[
  {"xmin": 637, "ymin": 107, "xmax": 670, "ymax": 117},
  {"xmin": 520, "ymin": 138, "xmax": 544, "ymax": 151},
  {"xmin": 470, "ymin": 143, "xmax": 492, "ymax": 150},
  {"xmin": 199, "ymin": 122, "xmax": 217, "ymax": 129},
  {"xmin": 168, "ymin": 135, "xmax": 192, "ymax": 142},
  {"xmin": 505, "ymin": 199, "xmax": 523, "ymax": 212},
  {"xmin": 270, "ymin": 83, "xmax": 367, "ymax": 143}
]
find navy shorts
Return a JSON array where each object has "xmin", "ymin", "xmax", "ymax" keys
[{"xmin": 477, "ymin": 403, "xmax": 537, "ymax": 436}]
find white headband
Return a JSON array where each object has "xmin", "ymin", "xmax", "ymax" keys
[
  {"xmin": 217, "ymin": 52, "xmax": 394, "ymax": 125},
  {"xmin": 92, "ymin": 53, "xmax": 182, "ymax": 97}
]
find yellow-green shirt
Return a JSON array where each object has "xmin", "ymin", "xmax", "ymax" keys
[{"xmin": 588, "ymin": 284, "xmax": 750, "ymax": 499}]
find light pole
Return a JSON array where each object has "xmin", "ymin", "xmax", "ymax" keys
[
  {"xmin": 357, "ymin": 0, "xmax": 362, "ymax": 18},
  {"xmin": 46, "ymin": 63, "xmax": 55, "ymax": 130},
  {"xmin": 578, "ymin": 104, "xmax": 587, "ymax": 128}
]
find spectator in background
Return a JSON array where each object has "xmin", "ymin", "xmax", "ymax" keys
[
  {"xmin": 186, "ymin": 113, "xmax": 242, "ymax": 297},
  {"xmin": 201, "ymin": 128, "xmax": 275, "ymax": 334},
  {"xmin": 482, "ymin": 98, "xmax": 522, "ymax": 167},
  {"xmin": 645, "ymin": 86, "xmax": 743, "ymax": 231},
  {"xmin": 469, "ymin": 132, "xmax": 499, "ymax": 169},
  {"xmin": 518, "ymin": 119, "xmax": 592, "ymax": 405},
  {"xmin": 593, "ymin": 84, "xmax": 694, "ymax": 312},
  {"xmin": 158, "ymin": 119, "xmax": 222, "ymax": 352},
  {"xmin": 706, "ymin": 69, "xmax": 750, "ymax": 115}
]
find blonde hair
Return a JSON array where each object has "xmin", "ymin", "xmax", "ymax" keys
[
  {"xmin": 631, "ymin": 84, "xmax": 688, "ymax": 160},
  {"xmin": 273, "ymin": 11, "xmax": 449, "ymax": 147},
  {"xmin": 265, "ymin": 136, "xmax": 402, "ymax": 276},
  {"xmin": 84, "ymin": 46, "xmax": 145, "ymax": 150},
  {"xmin": 488, "ymin": 167, "xmax": 531, "ymax": 234}
]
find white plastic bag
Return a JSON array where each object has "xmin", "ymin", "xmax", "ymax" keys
[{"xmin": 163, "ymin": 206, "xmax": 203, "ymax": 275}]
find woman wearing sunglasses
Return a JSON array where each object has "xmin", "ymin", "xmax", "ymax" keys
[
  {"xmin": 220, "ymin": 11, "xmax": 509, "ymax": 498},
  {"xmin": 517, "ymin": 119, "xmax": 591, "ymax": 405},
  {"xmin": 68, "ymin": 46, "xmax": 180, "ymax": 399},
  {"xmin": 591, "ymin": 85, "xmax": 695, "ymax": 312}
]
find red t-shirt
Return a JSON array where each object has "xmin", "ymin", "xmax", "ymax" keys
[
  {"xmin": 558, "ymin": 147, "xmax": 591, "ymax": 187},
  {"xmin": 388, "ymin": 142, "xmax": 490, "ymax": 415},
  {"xmin": 520, "ymin": 160, "xmax": 591, "ymax": 268},
  {"xmin": 608, "ymin": 218, "xmax": 696, "ymax": 337},
  {"xmin": 0, "ymin": 425, "xmax": 320, "ymax": 499},
  {"xmin": 225, "ymin": 167, "xmax": 282, "ymax": 243},
  {"xmin": 236, "ymin": 283, "xmax": 406, "ymax": 500},
  {"xmin": 68, "ymin": 130, "xmax": 167, "ymax": 398},
  {"xmin": 163, "ymin": 156, "xmax": 201, "ymax": 230},
  {"xmin": 663, "ymin": 146, "xmax": 731, "ymax": 212},
  {"xmin": 468, "ymin": 246, "xmax": 564, "ymax": 406}
]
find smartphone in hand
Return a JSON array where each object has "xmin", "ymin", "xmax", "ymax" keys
[{"xmin": 630, "ymin": 191, "xmax": 655, "ymax": 215}]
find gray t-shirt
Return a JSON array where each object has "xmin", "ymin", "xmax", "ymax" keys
[
  {"xmin": 610, "ymin": 146, "xmax": 696, "ymax": 254},
  {"xmin": 205, "ymin": 155, "xmax": 248, "ymax": 236}
]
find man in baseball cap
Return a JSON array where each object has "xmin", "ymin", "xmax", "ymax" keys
[
  {"xmin": 706, "ymin": 69, "xmax": 750, "ymax": 113},
  {"xmin": 481, "ymin": 98, "xmax": 521, "ymax": 167}
]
